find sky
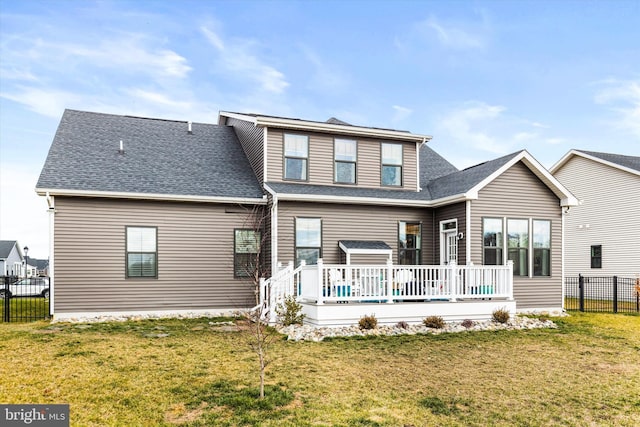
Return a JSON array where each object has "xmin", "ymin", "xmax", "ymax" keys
[{"xmin": 0, "ymin": 0, "xmax": 639, "ymax": 260}]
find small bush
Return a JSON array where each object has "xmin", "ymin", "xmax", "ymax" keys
[
  {"xmin": 358, "ymin": 314, "xmax": 378, "ymax": 330},
  {"xmin": 396, "ymin": 321, "xmax": 409, "ymax": 329},
  {"xmin": 461, "ymin": 319, "xmax": 475, "ymax": 329},
  {"xmin": 492, "ymin": 308, "xmax": 510, "ymax": 324},
  {"xmin": 423, "ymin": 315, "xmax": 446, "ymax": 329},
  {"xmin": 275, "ymin": 295, "xmax": 306, "ymax": 326}
]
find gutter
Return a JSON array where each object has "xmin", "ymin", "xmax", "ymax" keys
[{"xmin": 35, "ymin": 188, "xmax": 267, "ymax": 205}]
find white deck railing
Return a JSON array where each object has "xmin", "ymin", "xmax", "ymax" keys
[
  {"xmin": 258, "ymin": 261, "xmax": 305, "ymax": 323},
  {"xmin": 297, "ymin": 259, "xmax": 514, "ymax": 304}
]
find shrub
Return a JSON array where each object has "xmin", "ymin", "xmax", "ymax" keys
[
  {"xmin": 423, "ymin": 315, "xmax": 446, "ymax": 329},
  {"xmin": 461, "ymin": 319, "xmax": 475, "ymax": 329},
  {"xmin": 396, "ymin": 321, "xmax": 409, "ymax": 329},
  {"xmin": 358, "ymin": 314, "xmax": 378, "ymax": 330},
  {"xmin": 275, "ymin": 296, "xmax": 306, "ymax": 326},
  {"xmin": 492, "ymin": 308, "xmax": 510, "ymax": 324}
]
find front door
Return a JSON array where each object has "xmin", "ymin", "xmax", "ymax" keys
[{"xmin": 440, "ymin": 219, "xmax": 458, "ymax": 265}]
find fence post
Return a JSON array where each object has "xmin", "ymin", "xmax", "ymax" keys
[
  {"xmin": 613, "ymin": 276, "xmax": 618, "ymax": 314},
  {"xmin": 578, "ymin": 274, "xmax": 584, "ymax": 312},
  {"xmin": 3, "ymin": 277, "xmax": 10, "ymax": 322}
]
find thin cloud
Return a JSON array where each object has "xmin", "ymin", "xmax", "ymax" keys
[
  {"xmin": 594, "ymin": 79, "xmax": 640, "ymax": 139},
  {"xmin": 1, "ymin": 86, "xmax": 81, "ymax": 118},
  {"xmin": 392, "ymin": 105, "xmax": 413, "ymax": 123},
  {"xmin": 436, "ymin": 101, "xmax": 566, "ymax": 156},
  {"xmin": 200, "ymin": 26, "xmax": 289, "ymax": 94},
  {"xmin": 423, "ymin": 15, "xmax": 485, "ymax": 49},
  {"xmin": 299, "ymin": 45, "xmax": 348, "ymax": 93}
]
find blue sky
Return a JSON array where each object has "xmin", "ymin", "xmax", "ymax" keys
[{"xmin": 1, "ymin": 0, "xmax": 639, "ymax": 259}]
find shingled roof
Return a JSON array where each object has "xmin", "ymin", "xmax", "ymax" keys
[
  {"xmin": 36, "ymin": 110, "xmax": 264, "ymax": 200},
  {"xmin": 577, "ymin": 150, "xmax": 640, "ymax": 173},
  {"xmin": 0, "ymin": 240, "xmax": 19, "ymax": 259},
  {"xmin": 427, "ymin": 152, "xmax": 519, "ymax": 200}
]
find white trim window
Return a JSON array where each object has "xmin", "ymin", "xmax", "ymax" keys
[
  {"xmin": 507, "ymin": 219, "xmax": 529, "ymax": 276},
  {"xmin": 381, "ymin": 143, "xmax": 403, "ymax": 186},
  {"xmin": 234, "ymin": 229, "xmax": 261, "ymax": 278},
  {"xmin": 334, "ymin": 138, "xmax": 357, "ymax": 184},
  {"xmin": 398, "ymin": 221, "xmax": 422, "ymax": 265},
  {"xmin": 295, "ymin": 218, "xmax": 322, "ymax": 266},
  {"xmin": 126, "ymin": 226, "xmax": 157, "ymax": 278},
  {"xmin": 284, "ymin": 134, "xmax": 308, "ymax": 180},
  {"xmin": 533, "ymin": 220, "xmax": 551, "ymax": 276},
  {"xmin": 483, "ymin": 218, "xmax": 504, "ymax": 265}
]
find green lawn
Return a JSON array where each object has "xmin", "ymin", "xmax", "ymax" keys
[
  {"xmin": 0, "ymin": 297, "xmax": 50, "ymax": 322},
  {"xmin": 1, "ymin": 313, "xmax": 639, "ymax": 426}
]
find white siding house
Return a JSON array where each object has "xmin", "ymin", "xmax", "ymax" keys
[{"xmin": 551, "ymin": 150, "xmax": 640, "ymax": 279}]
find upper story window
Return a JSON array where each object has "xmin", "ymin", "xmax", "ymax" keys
[
  {"xmin": 126, "ymin": 226, "xmax": 157, "ymax": 278},
  {"xmin": 284, "ymin": 134, "xmax": 308, "ymax": 180},
  {"xmin": 334, "ymin": 139, "xmax": 357, "ymax": 184},
  {"xmin": 381, "ymin": 143, "xmax": 402, "ymax": 186},
  {"xmin": 533, "ymin": 220, "xmax": 551, "ymax": 276}
]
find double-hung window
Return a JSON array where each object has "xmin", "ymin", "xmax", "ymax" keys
[
  {"xmin": 381, "ymin": 143, "xmax": 402, "ymax": 186},
  {"xmin": 507, "ymin": 219, "xmax": 529, "ymax": 276},
  {"xmin": 483, "ymin": 218, "xmax": 504, "ymax": 265},
  {"xmin": 295, "ymin": 218, "xmax": 321, "ymax": 266},
  {"xmin": 398, "ymin": 221, "xmax": 421, "ymax": 265},
  {"xmin": 334, "ymin": 139, "xmax": 357, "ymax": 184},
  {"xmin": 533, "ymin": 220, "xmax": 551, "ymax": 276},
  {"xmin": 591, "ymin": 245, "xmax": 602, "ymax": 268},
  {"xmin": 234, "ymin": 229, "xmax": 261, "ymax": 278},
  {"xmin": 126, "ymin": 226, "xmax": 157, "ymax": 278},
  {"xmin": 284, "ymin": 134, "xmax": 308, "ymax": 180}
]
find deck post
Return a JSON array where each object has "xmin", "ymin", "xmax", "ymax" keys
[
  {"xmin": 386, "ymin": 258, "xmax": 394, "ymax": 303},
  {"xmin": 449, "ymin": 260, "xmax": 457, "ymax": 302},
  {"xmin": 317, "ymin": 258, "xmax": 324, "ymax": 305},
  {"xmin": 507, "ymin": 260, "xmax": 514, "ymax": 300}
]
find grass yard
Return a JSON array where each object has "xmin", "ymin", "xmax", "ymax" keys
[
  {"xmin": 1, "ymin": 313, "xmax": 639, "ymax": 426},
  {"xmin": 0, "ymin": 297, "xmax": 50, "ymax": 321}
]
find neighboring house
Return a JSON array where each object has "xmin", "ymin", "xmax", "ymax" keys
[
  {"xmin": 0, "ymin": 240, "xmax": 24, "ymax": 277},
  {"xmin": 36, "ymin": 109, "xmax": 577, "ymax": 323},
  {"xmin": 30, "ymin": 258, "xmax": 50, "ymax": 277},
  {"xmin": 551, "ymin": 150, "xmax": 640, "ymax": 279}
]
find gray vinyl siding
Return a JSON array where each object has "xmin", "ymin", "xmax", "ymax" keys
[
  {"xmin": 225, "ymin": 117, "xmax": 265, "ymax": 183},
  {"xmin": 266, "ymin": 129, "xmax": 418, "ymax": 190},
  {"xmin": 275, "ymin": 201, "xmax": 434, "ymax": 265},
  {"xmin": 434, "ymin": 202, "xmax": 466, "ymax": 265},
  {"xmin": 554, "ymin": 156, "xmax": 640, "ymax": 278},
  {"xmin": 53, "ymin": 197, "xmax": 257, "ymax": 313},
  {"xmin": 470, "ymin": 162, "xmax": 563, "ymax": 309}
]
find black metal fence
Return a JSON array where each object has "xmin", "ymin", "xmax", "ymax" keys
[
  {"xmin": 565, "ymin": 275, "xmax": 640, "ymax": 314},
  {"xmin": 1, "ymin": 276, "xmax": 51, "ymax": 322}
]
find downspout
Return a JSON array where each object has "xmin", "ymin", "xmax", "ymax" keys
[
  {"xmin": 416, "ymin": 137, "xmax": 428, "ymax": 192},
  {"xmin": 264, "ymin": 184, "xmax": 278, "ymax": 272},
  {"xmin": 466, "ymin": 200, "xmax": 471, "ymax": 264},
  {"xmin": 561, "ymin": 205, "xmax": 569, "ymax": 311},
  {"xmin": 46, "ymin": 192, "xmax": 56, "ymax": 317}
]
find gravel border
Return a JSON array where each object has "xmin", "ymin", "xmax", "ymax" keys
[{"xmin": 276, "ymin": 316, "xmax": 559, "ymax": 342}]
